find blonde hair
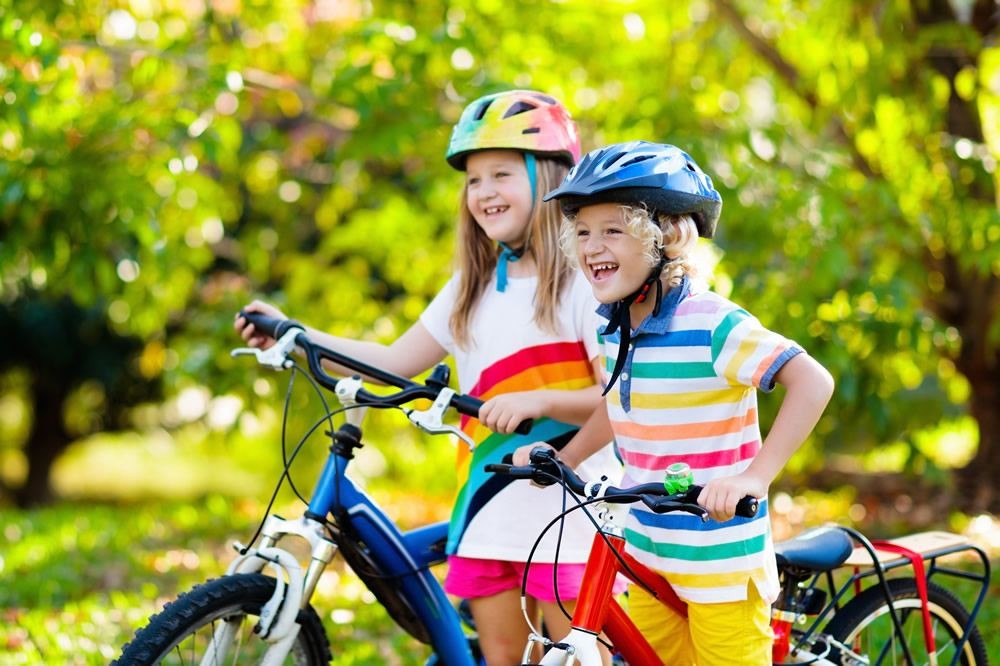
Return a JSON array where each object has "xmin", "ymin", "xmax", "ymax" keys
[
  {"xmin": 560, "ymin": 205, "xmax": 701, "ymax": 288},
  {"xmin": 450, "ymin": 157, "xmax": 574, "ymax": 347}
]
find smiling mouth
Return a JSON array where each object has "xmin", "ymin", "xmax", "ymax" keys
[
  {"xmin": 483, "ymin": 205, "xmax": 508, "ymax": 216},
  {"xmin": 589, "ymin": 262, "xmax": 619, "ymax": 282}
]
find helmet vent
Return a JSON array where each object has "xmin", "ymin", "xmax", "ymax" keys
[
  {"xmin": 473, "ymin": 100, "xmax": 494, "ymax": 121},
  {"xmin": 522, "ymin": 127, "xmax": 541, "ymax": 134},
  {"xmin": 531, "ymin": 93, "xmax": 558, "ymax": 104},
  {"xmin": 503, "ymin": 100, "xmax": 538, "ymax": 118},
  {"xmin": 602, "ymin": 151, "xmax": 627, "ymax": 169},
  {"xmin": 621, "ymin": 155, "xmax": 655, "ymax": 168}
]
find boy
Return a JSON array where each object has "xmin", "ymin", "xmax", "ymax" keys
[{"xmin": 515, "ymin": 141, "xmax": 834, "ymax": 664}]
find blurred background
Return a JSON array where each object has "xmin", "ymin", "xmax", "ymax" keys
[{"xmin": 1, "ymin": 0, "xmax": 998, "ymax": 662}]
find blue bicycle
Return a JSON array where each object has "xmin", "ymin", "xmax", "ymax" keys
[{"xmin": 115, "ymin": 312, "xmax": 530, "ymax": 664}]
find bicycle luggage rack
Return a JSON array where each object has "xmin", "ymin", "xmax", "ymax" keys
[{"xmin": 789, "ymin": 529, "xmax": 990, "ymax": 666}]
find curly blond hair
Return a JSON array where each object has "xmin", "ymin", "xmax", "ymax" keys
[{"xmin": 559, "ymin": 205, "xmax": 700, "ymax": 288}]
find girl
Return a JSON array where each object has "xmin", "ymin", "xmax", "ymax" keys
[
  {"xmin": 515, "ymin": 140, "xmax": 834, "ymax": 664},
  {"xmin": 236, "ymin": 90, "xmax": 619, "ymax": 665}
]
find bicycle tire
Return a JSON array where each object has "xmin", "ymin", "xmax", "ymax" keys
[
  {"xmin": 114, "ymin": 573, "xmax": 332, "ymax": 665},
  {"xmin": 823, "ymin": 577, "xmax": 988, "ymax": 666}
]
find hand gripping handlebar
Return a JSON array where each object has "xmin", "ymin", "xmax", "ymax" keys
[{"xmin": 486, "ymin": 447, "xmax": 759, "ymax": 520}]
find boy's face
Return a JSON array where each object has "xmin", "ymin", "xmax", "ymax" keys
[
  {"xmin": 465, "ymin": 149, "xmax": 534, "ymax": 245},
  {"xmin": 573, "ymin": 203, "xmax": 652, "ymax": 304}
]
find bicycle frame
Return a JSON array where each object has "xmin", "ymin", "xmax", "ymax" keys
[{"xmin": 528, "ymin": 500, "xmax": 679, "ymax": 666}]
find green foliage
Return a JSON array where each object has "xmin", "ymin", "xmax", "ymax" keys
[{"xmin": 3, "ymin": 0, "xmax": 996, "ymax": 482}]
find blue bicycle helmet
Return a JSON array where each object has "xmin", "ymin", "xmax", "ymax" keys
[{"xmin": 543, "ymin": 140, "xmax": 722, "ymax": 238}]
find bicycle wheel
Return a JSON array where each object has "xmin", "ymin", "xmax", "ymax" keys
[
  {"xmin": 114, "ymin": 573, "xmax": 331, "ymax": 665},
  {"xmin": 823, "ymin": 577, "xmax": 988, "ymax": 666}
]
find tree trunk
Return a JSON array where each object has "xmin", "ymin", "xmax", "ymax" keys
[
  {"xmin": 955, "ymin": 349, "xmax": 1000, "ymax": 513},
  {"xmin": 14, "ymin": 379, "xmax": 70, "ymax": 508}
]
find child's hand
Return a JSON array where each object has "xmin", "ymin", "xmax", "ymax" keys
[
  {"xmin": 479, "ymin": 391, "xmax": 548, "ymax": 434},
  {"xmin": 697, "ymin": 472, "xmax": 768, "ymax": 523},
  {"xmin": 234, "ymin": 300, "xmax": 288, "ymax": 350},
  {"xmin": 512, "ymin": 442, "xmax": 554, "ymax": 467}
]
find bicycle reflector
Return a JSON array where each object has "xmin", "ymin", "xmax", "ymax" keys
[{"xmin": 663, "ymin": 463, "xmax": 694, "ymax": 494}]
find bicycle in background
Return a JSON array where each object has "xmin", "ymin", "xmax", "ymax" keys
[
  {"xmin": 491, "ymin": 448, "xmax": 991, "ymax": 666},
  {"xmin": 115, "ymin": 312, "xmax": 534, "ymax": 664}
]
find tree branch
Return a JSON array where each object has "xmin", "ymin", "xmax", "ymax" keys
[{"xmin": 709, "ymin": 0, "xmax": 875, "ymax": 177}]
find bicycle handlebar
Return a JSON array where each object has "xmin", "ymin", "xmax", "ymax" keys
[
  {"xmin": 238, "ymin": 310, "xmax": 533, "ymax": 435},
  {"xmin": 485, "ymin": 447, "xmax": 759, "ymax": 519}
]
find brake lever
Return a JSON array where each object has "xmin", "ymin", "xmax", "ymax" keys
[
  {"xmin": 231, "ymin": 329, "xmax": 302, "ymax": 370},
  {"xmin": 404, "ymin": 387, "xmax": 476, "ymax": 451},
  {"xmin": 642, "ymin": 495, "xmax": 710, "ymax": 521}
]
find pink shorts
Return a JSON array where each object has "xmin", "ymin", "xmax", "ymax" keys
[
  {"xmin": 444, "ymin": 555, "xmax": 588, "ymax": 602},
  {"xmin": 445, "ymin": 555, "xmax": 627, "ymax": 602}
]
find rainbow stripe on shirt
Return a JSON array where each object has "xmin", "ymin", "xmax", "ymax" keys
[{"xmin": 447, "ymin": 340, "xmax": 595, "ymax": 554}]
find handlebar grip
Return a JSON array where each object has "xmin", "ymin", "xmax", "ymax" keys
[
  {"xmin": 484, "ymin": 463, "xmax": 513, "ymax": 474},
  {"xmin": 736, "ymin": 496, "xmax": 759, "ymax": 518},
  {"xmin": 449, "ymin": 393, "xmax": 483, "ymax": 419},
  {"xmin": 449, "ymin": 393, "xmax": 533, "ymax": 435},
  {"xmin": 512, "ymin": 418, "xmax": 534, "ymax": 436},
  {"xmin": 239, "ymin": 310, "xmax": 304, "ymax": 340}
]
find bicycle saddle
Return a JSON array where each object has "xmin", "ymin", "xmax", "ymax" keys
[{"xmin": 774, "ymin": 526, "xmax": 853, "ymax": 572}]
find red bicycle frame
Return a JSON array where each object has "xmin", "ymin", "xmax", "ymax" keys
[{"xmin": 567, "ymin": 530, "xmax": 683, "ymax": 665}]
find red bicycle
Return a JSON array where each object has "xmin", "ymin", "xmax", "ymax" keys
[{"xmin": 488, "ymin": 447, "xmax": 990, "ymax": 666}]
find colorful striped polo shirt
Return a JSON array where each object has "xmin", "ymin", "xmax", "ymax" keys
[
  {"xmin": 597, "ymin": 283, "xmax": 802, "ymax": 603},
  {"xmin": 421, "ymin": 271, "xmax": 620, "ymax": 561}
]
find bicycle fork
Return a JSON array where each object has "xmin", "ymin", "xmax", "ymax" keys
[{"xmin": 200, "ymin": 515, "xmax": 337, "ymax": 666}]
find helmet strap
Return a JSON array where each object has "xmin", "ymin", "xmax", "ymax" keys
[
  {"xmin": 524, "ymin": 153, "xmax": 537, "ymax": 207},
  {"xmin": 496, "ymin": 241, "xmax": 525, "ymax": 292},
  {"xmin": 600, "ymin": 255, "xmax": 673, "ymax": 395},
  {"xmin": 494, "ymin": 152, "xmax": 535, "ymax": 293}
]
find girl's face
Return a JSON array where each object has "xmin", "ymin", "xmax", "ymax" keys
[
  {"xmin": 573, "ymin": 203, "xmax": 652, "ymax": 304},
  {"xmin": 465, "ymin": 150, "xmax": 534, "ymax": 246}
]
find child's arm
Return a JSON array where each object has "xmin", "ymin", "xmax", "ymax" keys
[
  {"xmin": 480, "ymin": 358, "xmax": 605, "ymax": 433},
  {"xmin": 511, "ymin": 398, "xmax": 614, "ymax": 468},
  {"xmin": 236, "ymin": 299, "xmax": 448, "ymax": 380},
  {"xmin": 698, "ymin": 353, "xmax": 834, "ymax": 522}
]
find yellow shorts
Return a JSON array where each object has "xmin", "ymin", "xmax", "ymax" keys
[{"xmin": 627, "ymin": 579, "xmax": 772, "ymax": 665}]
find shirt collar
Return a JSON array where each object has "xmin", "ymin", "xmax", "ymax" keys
[{"xmin": 596, "ymin": 275, "xmax": 690, "ymax": 337}]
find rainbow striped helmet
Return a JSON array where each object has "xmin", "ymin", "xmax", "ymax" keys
[{"xmin": 446, "ymin": 90, "xmax": 581, "ymax": 170}]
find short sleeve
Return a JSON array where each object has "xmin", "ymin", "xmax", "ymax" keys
[
  {"xmin": 418, "ymin": 275, "xmax": 459, "ymax": 354},
  {"xmin": 710, "ymin": 307, "xmax": 803, "ymax": 392},
  {"xmin": 569, "ymin": 271, "xmax": 603, "ymax": 363}
]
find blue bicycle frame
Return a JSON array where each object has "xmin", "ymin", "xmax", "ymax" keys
[{"xmin": 307, "ymin": 441, "xmax": 478, "ymax": 664}]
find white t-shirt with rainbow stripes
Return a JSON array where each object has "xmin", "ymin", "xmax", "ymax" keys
[
  {"xmin": 421, "ymin": 270, "xmax": 621, "ymax": 562},
  {"xmin": 598, "ymin": 284, "xmax": 802, "ymax": 604}
]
